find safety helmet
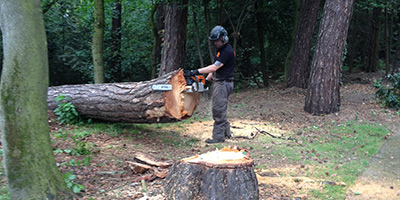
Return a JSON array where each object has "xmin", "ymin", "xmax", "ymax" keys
[{"xmin": 208, "ymin": 25, "xmax": 229, "ymax": 43}]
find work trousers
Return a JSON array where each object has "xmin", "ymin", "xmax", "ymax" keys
[{"xmin": 211, "ymin": 80, "xmax": 234, "ymax": 140}]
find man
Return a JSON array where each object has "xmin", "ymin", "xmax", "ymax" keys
[{"xmin": 185, "ymin": 25, "xmax": 235, "ymax": 144}]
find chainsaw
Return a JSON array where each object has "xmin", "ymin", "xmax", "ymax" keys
[{"xmin": 151, "ymin": 74, "xmax": 209, "ymax": 93}]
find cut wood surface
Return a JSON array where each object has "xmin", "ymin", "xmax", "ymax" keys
[
  {"xmin": 134, "ymin": 152, "xmax": 172, "ymax": 168},
  {"xmin": 47, "ymin": 70, "xmax": 199, "ymax": 123},
  {"xmin": 164, "ymin": 146, "xmax": 260, "ymax": 200}
]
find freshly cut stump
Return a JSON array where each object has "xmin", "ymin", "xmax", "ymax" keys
[{"xmin": 164, "ymin": 146, "xmax": 259, "ymax": 200}]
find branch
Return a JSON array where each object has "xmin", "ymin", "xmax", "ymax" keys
[{"xmin": 42, "ymin": 0, "xmax": 58, "ymax": 14}]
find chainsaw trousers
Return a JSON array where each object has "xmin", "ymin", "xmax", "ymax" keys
[{"xmin": 212, "ymin": 80, "xmax": 233, "ymax": 141}]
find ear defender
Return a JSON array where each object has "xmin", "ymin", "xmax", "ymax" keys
[{"xmin": 223, "ymin": 35, "xmax": 229, "ymax": 43}]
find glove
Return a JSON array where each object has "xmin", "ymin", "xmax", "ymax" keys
[
  {"xmin": 184, "ymin": 70, "xmax": 200, "ymax": 77},
  {"xmin": 204, "ymin": 79, "xmax": 211, "ymax": 89}
]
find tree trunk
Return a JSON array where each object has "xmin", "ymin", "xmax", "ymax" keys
[
  {"xmin": 159, "ymin": 0, "xmax": 188, "ymax": 77},
  {"xmin": 367, "ymin": 7, "xmax": 381, "ymax": 72},
  {"xmin": 203, "ymin": 0, "xmax": 215, "ymax": 63},
  {"xmin": 286, "ymin": 0, "xmax": 320, "ymax": 89},
  {"xmin": 150, "ymin": 2, "xmax": 160, "ymax": 79},
  {"xmin": 393, "ymin": 33, "xmax": 400, "ymax": 73},
  {"xmin": 92, "ymin": 0, "xmax": 105, "ymax": 83},
  {"xmin": 48, "ymin": 70, "xmax": 199, "ymax": 123},
  {"xmin": 284, "ymin": 0, "xmax": 301, "ymax": 81},
  {"xmin": 164, "ymin": 147, "xmax": 259, "ymax": 200},
  {"xmin": 255, "ymin": 0, "xmax": 269, "ymax": 87},
  {"xmin": 384, "ymin": 5, "xmax": 390, "ymax": 75},
  {"xmin": 347, "ymin": 10, "xmax": 357, "ymax": 74},
  {"xmin": 304, "ymin": 0, "xmax": 354, "ymax": 115},
  {"xmin": 110, "ymin": 0, "xmax": 122, "ymax": 82},
  {"xmin": 192, "ymin": 7, "xmax": 205, "ymax": 68},
  {"xmin": 0, "ymin": 0, "xmax": 71, "ymax": 199}
]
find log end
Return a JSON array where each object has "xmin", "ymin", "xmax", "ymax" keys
[
  {"xmin": 164, "ymin": 70, "xmax": 199, "ymax": 120},
  {"xmin": 181, "ymin": 146, "xmax": 254, "ymax": 168}
]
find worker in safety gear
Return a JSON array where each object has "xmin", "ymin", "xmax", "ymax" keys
[{"xmin": 184, "ymin": 25, "xmax": 235, "ymax": 143}]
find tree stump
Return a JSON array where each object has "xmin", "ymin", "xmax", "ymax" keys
[
  {"xmin": 47, "ymin": 70, "xmax": 199, "ymax": 123},
  {"xmin": 164, "ymin": 146, "xmax": 259, "ymax": 200}
]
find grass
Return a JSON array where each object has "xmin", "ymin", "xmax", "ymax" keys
[
  {"xmin": 263, "ymin": 121, "xmax": 390, "ymax": 199},
  {"xmin": 0, "ymin": 119, "xmax": 391, "ymax": 199}
]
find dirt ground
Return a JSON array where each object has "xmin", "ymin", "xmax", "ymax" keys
[{"xmin": 2, "ymin": 72, "xmax": 400, "ymax": 199}]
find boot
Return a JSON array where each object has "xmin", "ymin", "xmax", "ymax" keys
[{"xmin": 205, "ymin": 138, "xmax": 225, "ymax": 144}]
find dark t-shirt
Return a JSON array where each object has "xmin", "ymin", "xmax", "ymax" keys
[{"xmin": 214, "ymin": 43, "xmax": 235, "ymax": 81}]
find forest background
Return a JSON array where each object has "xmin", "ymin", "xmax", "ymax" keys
[
  {"xmin": 1, "ymin": 0, "xmax": 399, "ymax": 88},
  {"xmin": 1, "ymin": 0, "xmax": 400, "ymax": 199}
]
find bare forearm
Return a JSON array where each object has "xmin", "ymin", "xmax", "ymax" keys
[{"xmin": 198, "ymin": 64, "xmax": 221, "ymax": 74}]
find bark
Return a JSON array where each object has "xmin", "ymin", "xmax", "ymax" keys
[
  {"xmin": 255, "ymin": 0, "xmax": 269, "ymax": 87},
  {"xmin": 347, "ymin": 10, "xmax": 357, "ymax": 73},
  {"xmin": 192, "ymin": 7, "xmax": 205, "ymax": 68},
  {"xmin": 164, "ymin": 147, "xmax": 259, "ymax": 200},
  {"xmin": 0, "ymin": 0, "xmax": 70, "ymax": 199},
  {"xmin": 150, "ymin": 2, "xmax": 159, "ymax": 79},
  {"xmin": 393, "ymin": 33, "xmax": 400, "ymax": 73},
  {"xmin": 92, "ymin": 0, "xmax": 105, "ymax": 83},
  {"xmin": 304, "ymin": 0, "xmax": 354, "ymax": 115},
  {"xmin": 159, "ymin": 0, "xmax": 188, "ymax": 77},
  {"xmin": 384, "ymin": 5, "xmax": 390, "ymax": 75},
  {"xmin": 284, "ymin": 0, "xmax": 301, "ymax": 80},
  {"xmin": 150, "ymin": 3, "xmax": 165, "ymax": 79},
  {"xmin": 366, "ymin": 7, "xmax": 381, "ymax": 72},
  {"xmin": 286, "ymin": 0, "xmax": 321, "ymax": 89},
  {"xmin": 203, "ymin": 0, "xmax": 215, "ymax": 63},
  {"xmin": 110, "ymin": 0, "xmax": 122, "ymax": 81},
  {"xmin": 48, "ymin": 70, "xmax": 199, "ymax": 123}
]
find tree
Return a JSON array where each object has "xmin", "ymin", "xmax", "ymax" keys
[
  {"xmin": 0, "ymin": 0, "xmax": 70, "ymax": 199},
  {"xmin": 304, "ymin": 0, "xmax": 354, "ymax": 115},
  {"xmin": 286, "ymin": 0, "xmax": 321, "ymax": 89},
  {"xmin": 255, "ymin": 0, "xmax": 269, "ymax": 87},
  {"xmin": 110, "ymin": 0, "xmax": 122, "ymax": 81},
  {"xmin": 159, "ymin": 0, "xmax": 188, "ymax": 77},
  {"xmin": 92, "ymin": 0, "xmax": 105, "ymax": 83},
  {"xmin": 366, "ymin": 6, "xmax": 381, "ymax": 72}
]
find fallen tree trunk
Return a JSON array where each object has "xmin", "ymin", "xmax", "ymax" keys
[
  {"xmin": 164, "ymin": 146, "xmax": 260, "ymax": 200},
  {"xmin": 47, "ymin": 70, "xmax": 199, "ymax": 123}
]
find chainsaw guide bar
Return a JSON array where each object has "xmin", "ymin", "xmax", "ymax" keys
[{"xmin": 151, "ymin": 84, "xmax": 172, "ymax": 91}]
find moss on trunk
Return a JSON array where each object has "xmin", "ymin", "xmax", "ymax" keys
[{"xmin": 0, "ymin": 0, "xmax": 71, "ymax": 199}]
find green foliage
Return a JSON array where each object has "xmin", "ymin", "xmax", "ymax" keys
[
  {"xmin": 61, "ymin": 157, "xmax": 92, "ymax": 168},
  {"xmin": 54, "ymin": 95, "xmax": 81, "ymax": 124},
  {"xmin": 64, "ymin": 171, "xmax": 85, "ymax": 193},
  {"xmin": 374, "ymin": 73, "xmax": 400, "ymax": 109}
]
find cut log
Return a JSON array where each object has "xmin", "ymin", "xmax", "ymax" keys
[
  {"xmin": 134, "ymin": 152, "xmax": 173, "ymax": 168},
  {"xmin": 126, "ymin": 161, "xmax": 152, "ymax": 173},
  {"xmin": 164, "ymin": 146, "xmax": 260, "ymax": 200},
  {"xmin": 47, "ymin": 70, "xmax": 199, "ymax": 123}
]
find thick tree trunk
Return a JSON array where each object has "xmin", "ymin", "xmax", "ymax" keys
[
  {"xmin": 48, "ymin": 70, "xmax": 199, "ymax": 123},
  {"xmin": 159, "ymin": 0, "xmax": 188, "ymax": 77},
  {"xmin": 164, "ymin": 147, "xmax": 259, "ymax": 200},
  {"xmin": 92, "ymin": 0, "xmax": 105, "ymax": 83},
  {"xmin": 286, "ymin": 0, "xmax": 320, "ymax": 89},
  {"xmin": 304, "ymin": 0, "xmax": 354, "ymax": 115},
  {"xmin": 0, "ymin": 0, "xmax": 71, "ymax": 199}
]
